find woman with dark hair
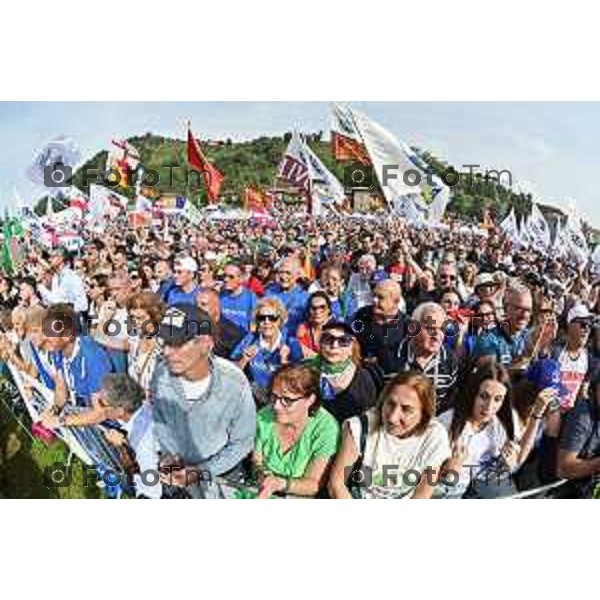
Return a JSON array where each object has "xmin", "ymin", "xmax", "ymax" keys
[
  {"xmin": 438, "ymin": 363, "xmax": 550, "ymax": 497},
  {"xmin": 87, "ymin": 273, "xmax": 109, "ymax": 319},
  {"xmin": 459, "ymin": 299, "xmax": 497, "ymax": 359},
  {"xmin": 126, "ymin": 291, "xmax": 166, "ymax": 394},
  {"xmin": 308, "ymin": 321, "xmax": 380, "ymax": 423},
  {"xmin": 250, "ymin": 363, "xmax": 341, "ymax": 498},
  {"xmin": 296, "ymin": 291, "xmax": 333, "ymax": 358},
  {"xmin": 328, "ymin": 372, "xmax": 451, "ymax": 499}
]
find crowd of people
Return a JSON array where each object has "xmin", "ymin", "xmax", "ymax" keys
[{"xmin": 1, "ymin": 208, "xmax": 600, "ymax": 499}]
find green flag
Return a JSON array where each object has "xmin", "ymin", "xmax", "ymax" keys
[{"xmin": 2, "ymin": 217, "xmax": 24, "ymax": 275}]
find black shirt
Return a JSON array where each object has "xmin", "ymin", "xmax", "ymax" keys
[
  {"xmin": 214, "ymin": 317, "xmax": 245, "ymax": 359},
  {"xmin": 322, "ymin": 367, "xmax": 379, "ymax": 424},
  {"xmin": 352, "ymin": 305, "xmax": 406, "ymax": 377}
]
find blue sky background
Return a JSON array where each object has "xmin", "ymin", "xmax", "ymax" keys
[{"xmin": 1, "ymin": 101, "xmax": 598, "ymax": 225}]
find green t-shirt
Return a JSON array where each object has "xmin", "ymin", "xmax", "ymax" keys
[{"xmin": 255, "ymin": 406, "xmax": 341, "ymax": 479}]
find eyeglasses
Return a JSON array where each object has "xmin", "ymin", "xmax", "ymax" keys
[
  {"xmin": 321, "ymin": 333, "xmax": 354, "ymax": 348},
  {"xmin": 507, "ymin": 303, "xmax": 532, "ymax": 314},
  {"xmin": 271, "ymin": 393, "xmax": 306, "ymax": 408},
  {"xmin": 256, "ymin": 313, "xmax": 280, "ymax": 323},
  {"xmin": 310, "ymin": 303, "xmax": 328, "ymax": 311},
  {"xmin": 278, "ymin": 270, "xmax": 293, "ymax": 276},
  {"xmin": 572, "ymin": 320, "xmax": 592, "ymax": 330}
]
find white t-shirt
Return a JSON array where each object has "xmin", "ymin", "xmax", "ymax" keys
[
  {"xmin": 348, "ymin": 408, "xmax": 451, "ymax": 499},
  {"xmin": 180, "ymin": 375, "xmax": 212, "ymax": 401},
  {"xmin": 557, "ymin": 348, "xmax": 588, "ymax": 411},
  {"xmin": 437, "ymin": 409, "xmax": 523, "ymax": 493}
]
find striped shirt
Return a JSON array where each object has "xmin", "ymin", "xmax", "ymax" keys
[{"xmin": 393, "ymin": 340, "xmax": 459, "ymax": 414}]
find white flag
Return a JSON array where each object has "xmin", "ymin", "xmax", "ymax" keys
[
  {"xmin": 427, "ymin": 175, "xmax": 451, "ymax": 224},
  {"xmin": 565, "ymin": 215, "xmax": 589, "ymax": 264},
  {"xmin": 350, "ymin": 108, "xmax": 423, "ymax": 209},
  {"xmin": 303, "ymin": 141, "xmax": 346, "ymax": 209},
  {"xmin": 500, "ymin": 208, "xmax": 520, "ymax": 243},
  {"xmin": 526, "ymin": 203, "xmax": 551, "ymax": 250}
]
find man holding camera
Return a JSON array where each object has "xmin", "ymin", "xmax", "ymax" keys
[{"xmin": 151, "ymin": 304, "xmax": 256, "ymax": 499}]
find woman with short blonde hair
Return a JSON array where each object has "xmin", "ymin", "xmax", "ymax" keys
[{"xmin": 231, "ymin": 296, "xmax": 302, "ymax": 401}]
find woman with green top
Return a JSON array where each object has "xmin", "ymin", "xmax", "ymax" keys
[{"xmin": 252, "ymin": 362, "xmax": 341, "ymax": 499}]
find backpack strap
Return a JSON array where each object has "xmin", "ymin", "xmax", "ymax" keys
[{"xmin": 358, "ymin": 412, "xmax": 369, "ymax": 458}]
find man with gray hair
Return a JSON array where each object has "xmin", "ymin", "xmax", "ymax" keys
[
  {"xmin": 353, "ymin": 279, "xmax": 406, "ymax": 377},
  {"xmin": 347, "ymin": 253, "xmax": 378, "ymax": 310},
  {"xmin": 472, "ymin": 280, "xmax": 543, "ymax": 367},
  {"xmin": 393, "ymin": 302, "xmax": 459, "ymax": 414}
]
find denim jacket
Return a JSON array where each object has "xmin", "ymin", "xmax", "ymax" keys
[{"xmin": 150, "ymin": 356, "xmax": 256, "ymax": 477}]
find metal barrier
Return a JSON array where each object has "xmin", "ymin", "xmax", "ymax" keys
[{"xmin": 508, "ymin": 479, "xmax": 569, "ymax": 499}]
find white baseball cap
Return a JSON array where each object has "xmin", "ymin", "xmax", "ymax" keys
[
  {"xmin": 176, "ymin": 256, "xmax": 198, "ymax": 273},
  {"xmin": 567, "ymin": 304, "xmax": 593, "ymax": 325}
]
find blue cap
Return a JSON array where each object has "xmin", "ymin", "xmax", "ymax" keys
[{"xmin": 525, "ymin": 359, "xmax": 569, "ymax": 397}]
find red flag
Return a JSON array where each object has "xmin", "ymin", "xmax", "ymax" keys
[
  {"xmin": 332, "ymin": 131, "xmax": 371, "ymax": 165},
  {"xmin": 187, "ymin": 127, "xmax": 224, "ymax": 204},
  {"xmin": 244, "ymin": 186, "xmax": 274, "ymax": 211}
]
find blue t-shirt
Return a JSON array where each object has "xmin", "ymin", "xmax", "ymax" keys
[
  {"xmin": 472, "ymin": 326, "xmax": 531, "ymax": 366},
  {"xmin": 157, "ymin": 278, "xmax": 177, "ymax": 302},
  {"xmin": 231, "ymin": 333, "xmax": 303, "ymax": 391},
  {"xmin": 330, "ymin": 291, "xmax": 357, "ymax": 322},
  {"xmin": 165, "ymin": 285, "xmax": 201, "ymax": 306},
  {"xmin": 265, "ymin": 284, "xmax": 309, "ymax": 333},
  {"xmin": 220, "ymin": 288, "xmax": 257, "ymax": 333},
  {"xmin": 53, "ymin": 337, "xmax": 113, "ymax": 407}
]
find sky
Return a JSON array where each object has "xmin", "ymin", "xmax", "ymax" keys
[{"xmin": 0, "ymin": 101, "xmax": 599, "ymax": 225}]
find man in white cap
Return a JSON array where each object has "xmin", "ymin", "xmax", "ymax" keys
[
  {"xmin": 548, "ymin": 304, "xmax": 594, "ymax": 411},
  {"xmin": 165, "ymin": 256, "xmax": 201, "ymax": 306}
]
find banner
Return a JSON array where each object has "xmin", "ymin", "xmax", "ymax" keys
[{"xmin": 277, "ymin": 131, "xmax": 311, "ymax": 195}]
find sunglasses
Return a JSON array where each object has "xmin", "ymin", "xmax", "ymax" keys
[
  {"xmin": 223, "ymin": 273, "xmax": 238, "ymax": 280},
  {"xmin": 321, "ymin": 333, "xmax": 354, "ymax": 348},
  {"xmin": 440, "ymin": 274, "xmax": 457, "ymax": 281},
  {"xmin": 572, "ymin": 320, "xmax": 592, "ymax": 330},
  {"xmin": 270, "ymin": 393, "xmax": 306, "ymax": 408},
  {"xmin": 256, "ymin": 313, "xmax": 280, "ymax": 323}
]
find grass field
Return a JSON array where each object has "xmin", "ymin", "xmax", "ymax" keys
[{"xmin": 0, "ymin": 392, "xmax": 101, "ymax": 499}]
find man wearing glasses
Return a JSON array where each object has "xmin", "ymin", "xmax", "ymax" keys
[
  {"xmin": 472, "ymin": 282, "xmax": 536, "ymax": 367},
  {"xmin": 151, "ymin": 304, "xmax": 256, "ymax": 498},
  {"xmin": 265, "ymin": 257, "xmax": 309, "ymax": 333},
  {"xmin": 165, "ymin": 256, "xmax": 201, "ymax": 306},
  {"xmin": 220, "ymin": 261, "xmax": 257, "ymax": 333}
]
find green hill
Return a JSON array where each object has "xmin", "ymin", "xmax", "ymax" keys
[{"xmin": 32, "ymin": 131, "xmax": 594, "ymax": 240}]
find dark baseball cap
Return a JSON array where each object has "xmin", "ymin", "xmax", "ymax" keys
[{"xmin": 158, "ymin": 304, "xmax": 213, "ymax": 347}]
